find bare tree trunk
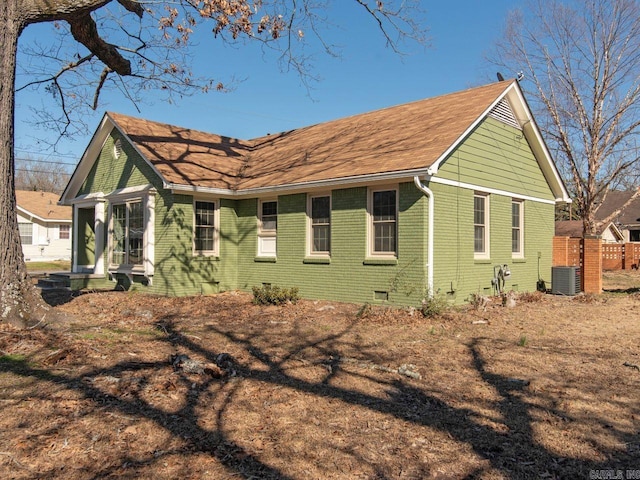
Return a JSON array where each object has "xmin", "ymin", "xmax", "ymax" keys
[{"xmin": 0, "ymin": 1, "xmax": 48, "ymax": 327}]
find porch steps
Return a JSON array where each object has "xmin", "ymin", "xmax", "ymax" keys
[{"xmin": 36, "ymin": 273, "xmax": 70, "ymax": 290}]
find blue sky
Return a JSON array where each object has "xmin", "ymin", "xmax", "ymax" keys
[{"xmin": 14, "ymin": 1, "xmax": 520, "ymax": 168}]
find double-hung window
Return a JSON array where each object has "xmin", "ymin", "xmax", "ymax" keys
[
  {"xmin": 194, "ymin": 200, "xmax": 219, "ymax": 255},
  {"xmin": 370, "ymin": 188, "xmax": 397, "ymax": 257},
  {"xmin": 258, "ymin": 199, "xmax": 277, "ymax": 257},
  {"xmin": 474, "ymin": 193, "xmax": 489, "ymax": 259},
  {"xmin": 512, "ymin": 199, "xmax": 524, "ymax": 258},
  {"xmin": 308, "ymin": 195, "xmax": 331, "ymax": 255},
  {"xmin": 19, "ymin": 223, "xmax": 33, "ymax": 245},
  {"xmin": 111, "ymin": 200, "xmax": 144, "ymax": 266},
  {"xmin": 59, "ymin": 224, "xmax": 70, "ymax": 240}
]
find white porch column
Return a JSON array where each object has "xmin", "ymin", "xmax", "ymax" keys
[{"xmin": 94, "ymin": 201, "xmax": 105, "ymax": 274}]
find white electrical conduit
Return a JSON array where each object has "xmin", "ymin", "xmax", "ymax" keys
[{"xmin": 413, "ymin": 176, "xmax": 434, "ymax": 297}]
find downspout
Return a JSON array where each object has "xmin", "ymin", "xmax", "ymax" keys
[{"xmin": 413, "ymin": 176, "xmax": 434, "ymax": 297}]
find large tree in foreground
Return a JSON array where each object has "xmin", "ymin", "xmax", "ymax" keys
[
  {"xmin": 1, "ymin": 0, "xmax": 426, "ymax": 326},
  {"xmin": 492, "ymin": 0, "xmax": 640, "ymax": 235}
]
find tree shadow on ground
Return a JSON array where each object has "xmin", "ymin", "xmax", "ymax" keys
[{"xmin": 1, "ymin": 311, "xmax": 637, "ymax": 478}]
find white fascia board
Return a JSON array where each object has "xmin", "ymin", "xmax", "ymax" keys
[
  {"xmin": 167, "ymin": 167, "xmax": 431, "ymax": 198},
  {"xmin": 426, "ymin": 84, "xmax": 514, "ymax": 176},
  {"xmin": 507, "ymin": 85, "xmax": 571, "ymax": 203},
  {"xmin": 427, "ymin": 82, "xmax": 571, "ymax": 204},
  {"xmin": 60, "ymin": 113, "xmax": 169, "ymax": 206},
  {"xmin": 67, "ymin": 192, "xmax": 106, "ymax": 205},
  {"xmin": 60, "ymin": 114, "xmax": 113, "ymax": 205}
]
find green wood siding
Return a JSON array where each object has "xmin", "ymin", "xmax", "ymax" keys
[{"xmin": 437, "ymin": 117, "xmax": 556, "ymax": 202}]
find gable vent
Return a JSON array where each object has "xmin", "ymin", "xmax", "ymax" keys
[
  {"xmin": 113, "ymin": 138, "xmax": 123, "ymax": 159},
  {"xmin": 489, "ymin": 98, "xmax": 521, "ymax": 130}
]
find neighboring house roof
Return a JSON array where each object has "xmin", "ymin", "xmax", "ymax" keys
[
  {"xmin": 61, "ymin": 80, "xmax": 570, "ymax": 203},
  {"xmin": 555, "ymin": 220, "xmax": 583, "ymax": 238},
  {"xmin": 16, "ymin": 190, "xmax": 71, "ymax": 222},
  {"xmin": 594, "ymin": 190, "xmax": 640, "ymax": 226},
  {"xmin": 555, "ymin": 220, "xmax": 623, "ymax": 240}
]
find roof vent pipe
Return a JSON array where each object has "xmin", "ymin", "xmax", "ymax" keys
[{"xmin": 413, "ymin": 176, "xmax": 434, "ymax": 297}]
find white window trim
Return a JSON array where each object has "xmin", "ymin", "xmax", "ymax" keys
[
  {"xmin": 474, "ymin": 193, "xmax": 490, "ymax": 260},
  {"xmin": 512, "ymin": 199, "xmax": 524, "ymax": 259},
  {"xmin": 106, "ymin": 189, "xmax": 155, "ymax": 281},
  {"xmin": 193, "ymin": 198, "xmax": 220, "ymax": 256},
  {"xmin": 367, "ymin": 186, "xmax": 399, "ymax": 258},
  {"xmin": 257, "ymin": 198, "xmax": 277, "ymax": 257},
  {"xmin": 307, "ymin": 193, "xmax": 331, "ymax": 257}
]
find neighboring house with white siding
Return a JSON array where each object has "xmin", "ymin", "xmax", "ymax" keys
[{"xmin": 16, "ymin": 190, "xmax": 72, "ymax": 261}]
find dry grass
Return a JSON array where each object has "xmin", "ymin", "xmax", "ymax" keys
[{"xmin": 0, "ymin": 277, "xmax": 639, "ymax": 479}]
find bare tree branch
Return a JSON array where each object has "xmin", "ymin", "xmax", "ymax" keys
[{"xmin": 490, "ymin": 0, "xmax": 640, "ymax": 235}]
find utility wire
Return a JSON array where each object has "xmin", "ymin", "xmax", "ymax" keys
[{"xmin": 15, "ymin": 157, "xmax": 77, "ymax": 166}]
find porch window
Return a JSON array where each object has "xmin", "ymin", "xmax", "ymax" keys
[
  {"xmin": 194, "ymin": 200, "xmax": 218, "ymax": 255},
  {"xmin": 474, "ymin": 193, "xmax": 490, "ymax": 259},
  {"xmin": 19, "ymin": 223, "xmax": 33, "ymax": 245},
  {"xmin": 369, "ymin": 188, "xmax": 397, "ymax": 256},
  {"xmin": 111, "ymin": 200, "xmax": 144, "ymax": 266},
  {"xmin": 308, "ymin": 194, "xmax": 331, "ymax": 255}
]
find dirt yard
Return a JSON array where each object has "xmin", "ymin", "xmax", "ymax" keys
[{"xmin": 1, "ymin": 273, "xmax": 639, "ymax": 479}]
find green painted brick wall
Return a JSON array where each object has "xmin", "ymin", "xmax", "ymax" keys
[{"xmin": 235, "ymin": 184, "xmax": 427, "ymax": 306}]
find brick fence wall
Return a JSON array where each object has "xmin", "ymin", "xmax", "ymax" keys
[{"xmin": 553, "ymin": 238, "xmax": 640, "ymax": 271}]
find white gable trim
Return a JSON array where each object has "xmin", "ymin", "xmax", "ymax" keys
[
  {"xmin": 426, "ymin": 81, "xmax": 570, "ymax": 203},
  {"xmin": 59, "ymin": 113, "xmax": 167, "ymax": 206}
]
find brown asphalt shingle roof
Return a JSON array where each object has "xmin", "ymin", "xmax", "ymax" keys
[
  {"xmin": 594, "ymin": 190, "xmax": 640, "ymax": 225},
  {"xmin": 16, "ymin": 190, "xmax": 71, "ymax": 221},
  {"xmin": 109, "ymin": 81, "xmax": 514, "ymax": 191}
]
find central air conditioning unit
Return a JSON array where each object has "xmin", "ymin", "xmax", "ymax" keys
[{"xmin": 551, "ymin": 266, "xmax": 581, "ymax": 295}]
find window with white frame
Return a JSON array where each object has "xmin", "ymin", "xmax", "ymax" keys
[
  {"xmin": 59, "ymin": 224, "xmax": 70, "ymax": 240},
  {"xmin": 308, "ymin": 194, "xmax": 331, "ymax": 255},
  {"xmin": 512, "ymin": 199, "xmax": 524, "ymax": 257},
  {"xmin": 19, "ymin": 223, "xmax": 33, "ymax": 245},
  {"xmin": 369, "ymin": 188, "xmax": 397, "ymax": 256},
  {"xmin": 111, "ymin": 200, "xmax": 144, "ymax": 266},
  {"xmin": 194, "ymin": 200, "xmax": 219, "ymax": 255},
  {"xmin": 474, "ymin": 193, "xmax": 489, "ymax": 258},
  {"xmin": 258, "ymin": 199, "xmax": 277, "ymax": 256}
]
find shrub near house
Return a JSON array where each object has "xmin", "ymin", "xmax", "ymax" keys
[{"xmin": 59, "ymin": 80, "xmax": 570, "ymax": 305}]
